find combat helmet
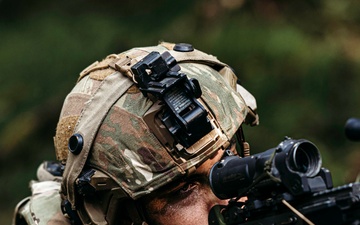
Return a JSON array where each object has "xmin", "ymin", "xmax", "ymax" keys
[{"xmin": 54, "ymin": 42, "xmax": 259, "ymax": 224}]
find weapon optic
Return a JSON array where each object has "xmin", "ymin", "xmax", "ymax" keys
[{"xmin": 208, "ymin": 137, "xmax": 360, "ymax": 225}]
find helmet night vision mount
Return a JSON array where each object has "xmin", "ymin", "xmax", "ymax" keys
[{"xmin": 131, "ymin": 51, "xmax": 213, "ymax": 149}]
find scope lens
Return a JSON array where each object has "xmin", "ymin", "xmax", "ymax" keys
[{"xmin": 290, "ymin": 141, "xmax": 321, "ymax": 177}]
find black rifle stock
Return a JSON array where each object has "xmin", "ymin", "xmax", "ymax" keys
[{"xmin": 208, "ymin": 137, "xmax": 360, "ymax": 225}]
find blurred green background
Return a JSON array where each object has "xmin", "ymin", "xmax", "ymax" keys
[{"xmin": 1, "ymin": 0, "xmax": 360, "ymax": 223}]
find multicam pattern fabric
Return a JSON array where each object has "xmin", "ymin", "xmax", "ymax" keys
[
  {"xmin": 87, "ymin": 63, "xmax": 247, "ymax": 199},
  {"xmin": 55, "ymin": 43, "xmax": 249, "ymax": 200},
  {"xmin": 54, "ymin": 75, "xmax": 104, "ymax": 162},
  {"xmin": 13, "ymin": 181, "xmax": 70, "ymax": 225},
  {"xmin": 180, "ymin": 63, "xmax": 247, "ymax": 137}
]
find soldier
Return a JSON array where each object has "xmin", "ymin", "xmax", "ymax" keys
[{"xmin": 13, "ymin": 42, "xmax": 259, "ymax": 225}]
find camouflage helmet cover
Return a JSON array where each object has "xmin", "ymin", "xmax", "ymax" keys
[{"xmin": 55, "ymin": 42, "xmax": 254, "ymax": 201}]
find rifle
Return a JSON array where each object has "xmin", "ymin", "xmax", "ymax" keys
[{"xmin": 208, "ymin": 135, "xmax": 360, "ymax": 225}]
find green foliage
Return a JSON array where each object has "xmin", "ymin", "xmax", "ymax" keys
[{"xmin": 1, "ymin": 0, "xmax": 360, "ymax": 223}]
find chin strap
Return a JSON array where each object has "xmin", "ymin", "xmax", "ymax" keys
[{"xmin": 236, "ymin": 126, "xmax": 251, "ymax": 157}]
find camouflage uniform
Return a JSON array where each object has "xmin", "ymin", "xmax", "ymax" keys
[
  {"xmin": 13, "ymin": 42, "xmax": 258, "ymax": 225},
  {"xmin": 13, "ymin": 164, "xmax": 71, "ymax": 225}
]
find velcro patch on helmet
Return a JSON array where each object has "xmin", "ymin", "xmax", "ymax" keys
[
  {"xmin": 89, "ymin": 67, "xmax": 116, "ymax": 81},
  {"xmin": 54, "ymin": 115, "xmax": 79, "ymax": 162}
]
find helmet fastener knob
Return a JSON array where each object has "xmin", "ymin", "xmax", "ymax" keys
[
  {"xmin": 68, "ymin": 133, "xmax": 84, "ymax": 155},
  {"xmin": 173, "ymin": 43, "xmax": 194, "ymax": 52}
]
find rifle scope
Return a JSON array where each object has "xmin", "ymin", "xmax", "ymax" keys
[{"xmin": 209, "ymin": 137, "xmax": 332, "ymax": 199}]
